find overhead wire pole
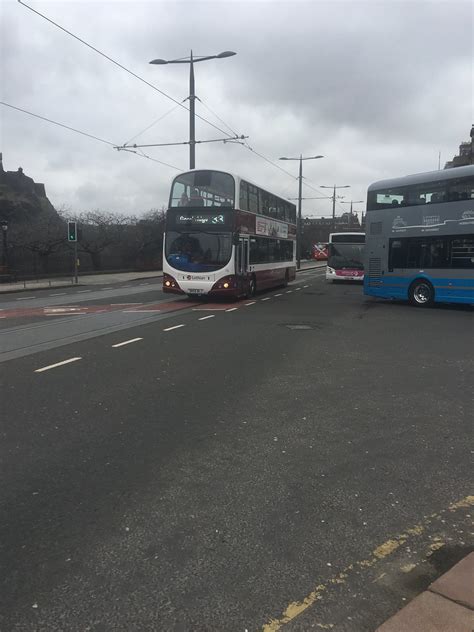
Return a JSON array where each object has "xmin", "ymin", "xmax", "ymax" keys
[
  {"xmin": 149, "ymin": 50, "xmax": 237, "ymax": 169},
  {"xmin": 320, "ymin": 184, "xmax": 351, "ymax": 231},
  {"xmin": 279, "ymin": 154, "xmax": 324, "ymax": 270},
  {"xmin": 341, "ymin": 200, "xmax": 364, "ymax": 228}
]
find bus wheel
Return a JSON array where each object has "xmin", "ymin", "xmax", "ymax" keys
[
  {"xmin": 248, "ymin": 276, "xmax": 256, "ymax": 298},
  {"xmin": 409, "ymin": 279, "xmax": 434, "ymax": 307}
]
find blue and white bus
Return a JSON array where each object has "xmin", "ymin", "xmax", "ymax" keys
[{"xmin": 364, "ymin": 165, "xmax": 474, "ymax": 306}]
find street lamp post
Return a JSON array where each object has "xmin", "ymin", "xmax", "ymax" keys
[
  {"xmin": 150, "ymin": 50, "xmax": 236, "ymax": 169},
  {"xmin": 279, "ymin": 154, "xmax": 324, "ymax": 270},
  {"xmin": 320, "ymin": 184, "xmax": 351, "ymax": 231},
  {"xmin": 341, "ymin": 200, "xmax": 364, "ymax": 228},
  {"xmin": 1, "ymin": 222, "xmax": 8, "ymax": 270}
]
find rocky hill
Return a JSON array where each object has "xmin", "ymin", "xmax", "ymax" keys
[{"xmin": 0, "ymin": 153, "xmax": 59, "ymax": 224}]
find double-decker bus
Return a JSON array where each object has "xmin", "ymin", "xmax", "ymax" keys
[
  {"xmin": 364, "ymin": 165, "xmax": 474, "ymax": 307},
  {"xmin": 163, "ymin": 169, "xmax": 296, "ymax": 298},
  {"xmin": 326, "ymin": 232, "xmax": 365, "ymax": 281}
]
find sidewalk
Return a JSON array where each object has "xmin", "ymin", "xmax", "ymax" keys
[
  {"xmin": 376, "ymin": 552, "xmax": 473, "ymax": 632},
  {"xmin": 0, "ymin": 261, "xmax": 326, "ymax": 294},
  {"xmin": 0, "ymin": 270, "xmax": 164, "ymax": 293}
]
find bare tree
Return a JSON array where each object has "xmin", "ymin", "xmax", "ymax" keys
[
  {"xmin": 9, "ymin": 213, "xmax": 67, "ymax": 274},
  {"xmin": 65, "ymin": 210, "xmax": 132, "ymax": 271}
]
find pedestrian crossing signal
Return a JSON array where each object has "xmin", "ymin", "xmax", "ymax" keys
[{"xmin": 67, "ymin": 221, "xmax": 77, "ymax": 242}]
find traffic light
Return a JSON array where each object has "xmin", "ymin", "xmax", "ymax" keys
[{"xmin": 67, "ymin": 221, "xmax": 77, "ymax": 242}]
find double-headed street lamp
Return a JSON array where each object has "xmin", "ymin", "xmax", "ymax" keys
[
  {"xmin": 320, "ymin": 184, "xmax": 351, "ymax": 231},
  {"xmin": 279, "ymin": 154, "xmax": 324, "ymax": 270},
  {"xmin": 150, "ymin": 50, "xmax": 236, "ymax": 169}
]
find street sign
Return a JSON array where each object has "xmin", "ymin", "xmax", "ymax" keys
[{"xmin": 67, "ymin": 221, "xmax": 77, "ymax": 242}]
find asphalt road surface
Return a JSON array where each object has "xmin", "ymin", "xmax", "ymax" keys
[{"xmin": 1, "ymin": 269, "xmax": 472, "ymax": 632}]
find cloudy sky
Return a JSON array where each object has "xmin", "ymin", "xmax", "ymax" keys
[{"xmin": 1, "ymin": 0, "xmax": 472, "ymax": 221}]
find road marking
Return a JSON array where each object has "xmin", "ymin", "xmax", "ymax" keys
[
  {"xmin": 111, "ymin": 302, "xmax": 142, "ymax": 305},
  {"xmin": 16, "ymin": 296, "xmax": 36, "ymax": 300},
  {"xmin": 163, "ymin": 324, "xmax": 185, "ymax": 332},
  {"xmin": 112, "ymin": 337, "xmax": 143, "ymax": 348},
  {"xmin": 274, "ymin": 293, "xmax": 283, "ymax": 297},
  {"xmin": 121, "ymin": 285, "xmax": 131, "ymax": 288},
  {"xmin": 303, "ymin": 285, "xmax": 309, "ymax": 288},
  {"xmin": 35, "ymin": 357, "xmax": 82, "ymax": 373},
  {"xmin": 199, "ymin": 314, "xmax": 215, "ymax": 321},
  {"xmin": 261, "ymin": 494, "xmax": 474, "ymax": 632},
  {"xmin": 102, "ymin": 287, "xmax": 114, "ymax": 290},
  {"xmin": 123, "ymin": 309, "xmax": 161, "ymax": 313},
  {"xmin": 77, "ymin": 290, "xmax": 91, "ymax": 293},
  {"xmin": 45, "ymin": 313, "xmax": 83, "ymax": 316},
  {"xmin": 261, "ymin": 297, "xmax": 271, "ymax": 301},
  {"xmin": 245, "ymin": 301, "xmax": 256, "ymax": 306},
  {"xmin": 286, "ymin": 290, "xmax": 292, "ymax": 294},
  {"xmin": 49, "ymin": 292, "xmax": 67, "ymax": 296},
  {"xmin": 226, "ymin": 307, "xmax": 238, "ymax": 312},
  {"xmin": 295, "ymin": 287, "xmax": 302, "ymax": 291},
  {"xmin": 139, "ymin": 283, "xmax": 149, "ymax": 286}
]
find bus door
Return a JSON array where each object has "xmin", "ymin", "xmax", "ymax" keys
[{"xmin": 237, "ymin": 236, "xmax": 249, "ymax": 280}]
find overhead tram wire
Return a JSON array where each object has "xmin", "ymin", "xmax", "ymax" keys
[
  {"xmin": 1, "ymin": 101, "xmax": 182, "ymax": 171},
  {"xmin": 0, "ymin": 101, "xmax": 116, "ymax": 146},
  {"xmin": 122, "ymin": 100, "xmax": 185, "ymax": 146},
  {"xmin": 17, "ymin": 0, "xmax": 238, "ymax": 140},
  {"xmin": 197, "ymin": 98, "xmax": 240, "ymax": 138}
]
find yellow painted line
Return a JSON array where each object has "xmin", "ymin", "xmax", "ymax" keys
[
  {"xmin": 261, "ymin": 494, "xmax": 473, "ymax": 631},
  {"xmin": 449, "ymin": 495, "xmax": 474, "ymax": 511}
]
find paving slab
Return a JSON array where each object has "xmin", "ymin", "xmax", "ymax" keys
[
  {"xmin": 429, "ymin": 551, "xmax": 474, "ymax": 609},
  {"xmin": 375, "ymin": 591, "xmax": 473, "ymax": 632}
]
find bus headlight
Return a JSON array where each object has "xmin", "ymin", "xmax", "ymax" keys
[
  {"xmin": 212, "ymin": 275, "xmax": 237, "ymax": 291},
  {"xmin": 163, "ymin": 273, "xmax": 181, "ymax": 291}
]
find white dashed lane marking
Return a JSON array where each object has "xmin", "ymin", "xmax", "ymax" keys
[
  {"xmin": 226, "ymin": 307, "xmax": 238, "ymax": 312},
  {"xmin": 261, "ymin": 297, "xmax": 271, "ymax": 301},
  {"xmin": 163, "ymin": 324, "xmax": 185, "ymax": 332},
  {"xmin": 35, "ymin": 357, "xmax": 82, "ymax": 373},
  {"xmin": 111, "ymin": 337, "xmax": 143, "ymax": 348},
  {"xmin": 245, "ymin": 301, "xmax": 256, "ymax": 306},
  {"xmin": 199, "ymin": 315, "xmax": 215, "ymax": 321}
]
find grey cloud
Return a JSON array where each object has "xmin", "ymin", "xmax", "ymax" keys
[{"xmin": 1, "ymin": 0, "xmax": 471, "ymax": 218}]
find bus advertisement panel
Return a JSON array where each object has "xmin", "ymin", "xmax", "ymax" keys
[
  {"xmin": 364, "ymin": 165, "xmax": 474, "ymax": 306},
  {"xmin": 326, "ymin": 233, "xmax": 365, "ymax": 282},
  {"xmin": 163, "ymin": 170, "xmax": 296, "ymax": 298}
]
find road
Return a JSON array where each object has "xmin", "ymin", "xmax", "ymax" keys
[{"xmin": 0, "ymin": 269, "xmax": 472, "ymax": 632}]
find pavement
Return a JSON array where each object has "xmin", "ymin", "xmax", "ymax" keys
[
  {"xmin": 0, "ymin": 269, "xmax": 164, "ymax": 292},
  {"xmin": 376, "ymin": 552, "xmax": 473, "ymax": 631},
  {"xmin": 0, "ymin": 268, "xmax": 472, "ymax": 631}
]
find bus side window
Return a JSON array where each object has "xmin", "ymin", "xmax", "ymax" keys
[{"xmin": 240, "ymin": 181, "xmax": 249, "ymax": 211}]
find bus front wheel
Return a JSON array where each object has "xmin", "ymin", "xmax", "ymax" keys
[{"xmin": 409, "ymin": 279, "xmax": 434, "ymax": 307}]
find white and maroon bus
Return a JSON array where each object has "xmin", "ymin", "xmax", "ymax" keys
[
  {"xmin": 326, "ymin": 232, "xmax": 365, "ymax": 282},
  {"xmin": 163, "ymin": 169, "xmax": 296, "ymax": 298}
]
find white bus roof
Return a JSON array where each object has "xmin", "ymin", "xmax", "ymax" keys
[{"xmin": 368, "ymin": 164, "xmax": 474, "ymax": 192}]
